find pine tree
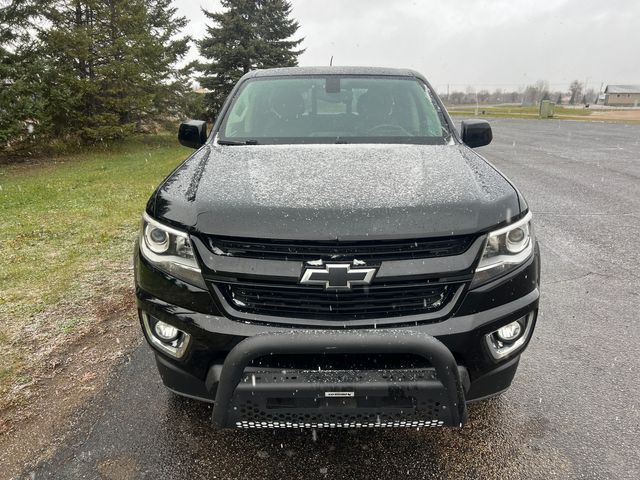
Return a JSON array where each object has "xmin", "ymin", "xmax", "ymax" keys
[
  {"xmin": 144, "ymin": 0, "xmax": 192, "ymax": 120},
  {"xmin": 40, "ymin": 0, "xmax": 191, "ymax": 142},
  {"xmin": 1, "ymin": 0, "xmax": 191, "ymax": 150},
  {"xmin": 198, "ymin": 0, "xmax": 304, "ymax": 117},
  {"xmin": 0, "ymin": 0, "xmax": 46, "ymax": 151}
]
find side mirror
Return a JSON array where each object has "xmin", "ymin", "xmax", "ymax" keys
[
  {"xmin": 461, "ymin": 119, "xmax": 492, "ymax": 148},
  {"xmin": 178, "ymin": 120, "xmax": 207, "ymax": 149}
]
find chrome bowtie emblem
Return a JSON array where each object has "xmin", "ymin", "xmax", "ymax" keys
[{"xmin": 300, "ymin": 263, "xmax": 377, "ymax": 290}]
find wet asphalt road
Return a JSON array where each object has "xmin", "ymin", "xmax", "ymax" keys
[{"xmin": 27, "ymin": 119, "xmax": 640, "ymax": 479}]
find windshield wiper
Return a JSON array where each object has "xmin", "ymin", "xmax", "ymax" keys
[{"xmin": 217, "ymin": 139, "xmax": 259, "ymax": 146}]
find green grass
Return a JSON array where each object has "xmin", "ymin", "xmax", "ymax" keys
[
  {"xmin": 0, "ymin": 135, "xmax": 187, "ymax": 404},
  {"xmin": 61, "ymin": 317, "xmax": 83, "ymax": 334},
  {"xmin": 446, "ymin": 104, "xmax": 593, "ymax": 118}
]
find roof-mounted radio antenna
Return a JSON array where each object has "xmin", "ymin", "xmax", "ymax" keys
[{"xmin": 330, "ymin": 55, "xmax": 333, "ymax": 66}]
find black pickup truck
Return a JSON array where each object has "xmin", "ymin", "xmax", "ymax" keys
[{"xmin": 134, "ymin": 66, "xmax": 540, "ymax": 429}]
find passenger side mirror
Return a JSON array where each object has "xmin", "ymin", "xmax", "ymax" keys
[
  {"xmin": 461, "ymin": 119, "xmax": 492, "ymax": 148},
  {"xmin": 178, "ymin": 120, "xmax": 207, "ymax": 149}
]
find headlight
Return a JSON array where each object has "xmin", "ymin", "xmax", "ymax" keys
[
  {"xmin": 471, "ymin": 212, "xmax": 533, "ymax": 288},
  {"xmin": 139, "ymin": 213, "xmax": 206, "ymax": 289}
]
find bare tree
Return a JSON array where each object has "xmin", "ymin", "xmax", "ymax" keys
[
  {"xmin": 491, "ymin": 88, "xmax": 503, "ymax": 104},
  {"xmin": 535, "ymin": 80, "xmax": 550, "ymax": 102},
  {"xmin": 520, "ymin": 80, "xmax": 550, "ymax": 105},
  {"xmin": 477, "ymin": 89, "xmax": 490, "ymax": 103},
  {"xmin": 583, "ymin": 88, "xmax": 596, "ymax": 104},
  {"xmin": 448, "ymin": 91, "xmax": 465, "ymax": 104},
  {"xmin": 568, "ymin": 80, "xmax": 583, "ymax": 105}
]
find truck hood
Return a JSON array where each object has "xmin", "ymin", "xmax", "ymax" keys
[{"xmin": 152, "ymin": 143, "xmax": 520, "ymax": 240}]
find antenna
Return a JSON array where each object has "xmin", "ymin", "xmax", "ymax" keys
[{"xmin": 330, "ymin": 55, "xmax": 333, "ymax": 66}]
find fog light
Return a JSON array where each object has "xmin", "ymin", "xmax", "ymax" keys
[
  {"xmin": 141, "ymin": 312, "xmax": 191, "ymax": 358},
  {"xmin": 496, "ymin": 321, "xmax": 522, "ymax": 342},
  {"xmin": 485, "ymin": 313, "xmax": 534, "ymax": 361},
  {"xmin": 154, "ymin": 321, "xmax": 180, "ymax": 342}
]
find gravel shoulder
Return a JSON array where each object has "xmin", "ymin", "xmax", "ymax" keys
[{"xmin": 0, "ymin": 280, "xmax": 140, "ymax": 479}]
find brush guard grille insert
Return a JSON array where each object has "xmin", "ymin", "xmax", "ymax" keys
[{"xmin": 210, "ymin": 331, "xmax": 468, "ymax": 429}]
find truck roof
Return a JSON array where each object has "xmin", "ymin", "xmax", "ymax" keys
[{"xmin": 246, "ymin": 66, "xmax": 426, "ymax": 80}]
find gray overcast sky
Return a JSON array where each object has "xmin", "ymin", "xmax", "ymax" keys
[{"xmin": 174, "ymin": 0, "xmax": 640, "ymax": 92}]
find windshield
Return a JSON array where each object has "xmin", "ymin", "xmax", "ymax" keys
[{"xmin": 218, "ymin": 75, "xmax": 450, "ymax": 145}]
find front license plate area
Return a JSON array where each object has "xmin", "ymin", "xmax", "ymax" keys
[{"xmin": 229, "ymin": 368, "xmax": 452, "ymax": 428}]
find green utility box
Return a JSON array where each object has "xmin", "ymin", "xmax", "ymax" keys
[{"xmin": 539, "ymin": 100, "xmax": 555, "ymax": 118}]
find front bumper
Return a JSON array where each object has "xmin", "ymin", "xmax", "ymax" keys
[
  {"xmin": 211, "ymin": 331, "xmax": 467, "ymax": 428},
  {"xmin": 135, "ymin": 242, "xmax": 540, "ymax": 427}
]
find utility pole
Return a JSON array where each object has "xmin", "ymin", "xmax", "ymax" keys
[
  {"xmin": 583, "ymin": 76, "xmax": 590, "ymax": 103},
  {"xmin": 475, "ymin": 89, "xmax": 479, "ymax": 116},
  {"xmin": 596, "ymin": 81, "xmax": 604, "ymax": 105}
]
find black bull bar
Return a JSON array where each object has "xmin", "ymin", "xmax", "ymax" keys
[{"xmin": 211, "ymin": 331, "xmax": 468, "ymax": 428}]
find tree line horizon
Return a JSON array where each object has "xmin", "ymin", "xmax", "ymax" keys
[
  {"xmin": 440, "ymin": 80, "xmax": 596, "ymax": 106},
  {"xmin": 1, "ymin": 0, "xmax": 602, "ymax": 158}
]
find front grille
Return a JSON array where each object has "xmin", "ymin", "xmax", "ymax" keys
[
  {"xmin": 206, "ymin": 235, "xmax": 475, "ymax": 262},
  {"xmin": 213, "ymin": 281, "xmax": 457, "ymax": 320}
]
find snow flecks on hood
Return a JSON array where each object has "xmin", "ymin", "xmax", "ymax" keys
[
  {"xmin": 460, "ymin": 149, "xmax": 513, "ymax": 201},
  {"xmin": 164, "ymin": 144, "xmax": 509, "ymax": 209},
  {"xmin": 156, "ymin": 143, "xmax": 520, "ymax": 238},
  {"xmin": 160, "ymin": 146, "xmax": 211, "ymax": 203}
]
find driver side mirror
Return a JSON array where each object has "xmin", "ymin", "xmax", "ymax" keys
[
  {"xmin": 178, "ymin": 120, "xmax": 207, "ymax": 149},
  {"xmin": 461, "ymin": 119, "xmax": 492, "ymax": 148}
]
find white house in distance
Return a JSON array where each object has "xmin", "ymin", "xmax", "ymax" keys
[{"xmin": 603, "ymin": 85, "xmax": 640, "ymax": 106}]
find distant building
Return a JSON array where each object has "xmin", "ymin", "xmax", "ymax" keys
[{"xmin": 603, "ymin": 85, "xmax": 640, "ymax": 106}]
